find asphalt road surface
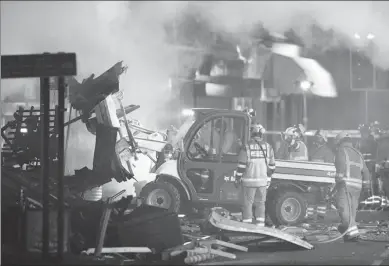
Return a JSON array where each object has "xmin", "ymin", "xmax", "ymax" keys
[
  {"xmin": 203, "ymin": 240, "xmax": 389, "ymax": 265},
  {"xmin": 200, "ymin": 210, "xmax": 389, "ymax": 265}
]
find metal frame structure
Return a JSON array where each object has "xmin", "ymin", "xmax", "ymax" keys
[{"xmin": 1, "ymin": 53, "xmax": 77, "ymax": 261}]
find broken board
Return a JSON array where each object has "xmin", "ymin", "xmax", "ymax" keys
[{"xmin": 208, "ymin": 209, "xmax": 314, "ymax": 250}]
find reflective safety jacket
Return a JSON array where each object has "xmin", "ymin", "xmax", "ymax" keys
[
  {"xmin": 310, "ymin": 144, "xmax": 335, "ymax": 163},
  {"xmin": 334, "ymin": 142, "xmax": 371, "ymax": 192},
  {"xmin": 236, "ymin": 138, "xmax": 276, "ymax": 187}
]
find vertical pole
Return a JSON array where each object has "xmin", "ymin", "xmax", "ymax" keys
[
  {"xmin": 40, "ymin": 77, "xmax": 50, "ymax": 259},
  {"xmin": 280, "ymin": 98, "xmax": 286, "ymax": 130},
  {"xmin": 57, "ymin": 76, "xmax": 65, "ymax": 259},
  {"xmin": 365, "ymin": 90, "xmax": 369, "ymax": 124},
  {"xmin": 303, "ymin": 93, "xmax": 308, "ymax": 129}
]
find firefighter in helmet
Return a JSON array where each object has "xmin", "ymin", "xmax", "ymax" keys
[
  {"xmin": 235, "ymin": 123, "xmax": 276, "ymax": 226},
  {"xmin": 333, "ymin": 131, "xmax": 370, "ymax": 242},
  {"xmin": 276, "ymin": 124, "xmax": 308, "ymax": 161},
  {"xmin": 310, "ymin": 129, "xmax": 334, "ymax": 163},
  {"xmin": 306, "ymin": 130, "xmax": 335, "ymax": 220}
]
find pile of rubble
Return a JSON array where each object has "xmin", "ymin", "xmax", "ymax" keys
[{"xmin": 73, "ymin": 203, "xmax": 317, "ymax": 265}]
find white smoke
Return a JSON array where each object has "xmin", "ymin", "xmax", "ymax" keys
[
  {"xmin": 2, "ymin": 1, "xmax": 388, "ymax": 117},
  {"xmin": 187, "ymin": 1, "xmax": 389, "ymax": 69},
  {"xmin": 0, "ymin": 1, "xmax": 186, "ymax": 128}
]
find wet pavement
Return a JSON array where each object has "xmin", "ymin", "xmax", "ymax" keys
[
  {"xmin": 187, "ymin": 209, "xmax": 389, "ymax": 265},
  {"xmin": 202, "ymin": 241, "xmax": 389, "ymax": 265}
]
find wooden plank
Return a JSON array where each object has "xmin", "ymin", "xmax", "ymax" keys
[{"xmin": 208, "ymin": 209, "xmax": 314, "ymax": 250}]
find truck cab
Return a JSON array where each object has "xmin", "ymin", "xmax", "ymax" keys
[{"xmin": 140, "ymin": 108, "xmax": 337, "ymax": 226}]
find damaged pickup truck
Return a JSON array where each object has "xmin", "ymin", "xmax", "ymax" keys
[{"xmin": 140, "ymin": 108, "xmax": 339, "ymax": 226}]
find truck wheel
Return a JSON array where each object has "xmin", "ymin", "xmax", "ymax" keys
[
  {"xmin": 140, "ymin": 181, "xmax": 181, "ymax": 213},
  {"xmin": 273, "ymin": 191, "xmax": 307, "ymax": 226}
]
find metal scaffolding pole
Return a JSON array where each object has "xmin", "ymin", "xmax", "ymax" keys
[
  {"xmin": 57, "ymin": 77, "xmax": 66, "ymax": 259},
  {"xmin": 40, "ymin": 77, "xmax": 51, "ymax": 259}
]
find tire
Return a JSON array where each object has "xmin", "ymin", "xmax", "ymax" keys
[
  {"xmin": 140, "ymin": 181, "xmax": 181, "ymax": 213},
  {"xmin": 272, "ymin": 191, "xmax": 307, "ymax": 226}
]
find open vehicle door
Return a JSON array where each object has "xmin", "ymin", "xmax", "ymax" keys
[{"xmin": 177, "ymin": 110, "xmax": 249, "ymax": 203}]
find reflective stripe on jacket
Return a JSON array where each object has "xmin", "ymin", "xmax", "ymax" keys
[
  {"xmin": 334, "ymin": 143, "xmax": 370, "ymax": 191},
  {"xmin": 238, "ymin": 138, "xmax": 275, "ymax": 187}
]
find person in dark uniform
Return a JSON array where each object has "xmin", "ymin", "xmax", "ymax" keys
[
  {"xmin": 357, "ymin": 123, "xmax": 378, "ymax": 171},
  {"xmin": 333, "ymin": 132, "xmax": 371, "ymax": 242},
  {"xmin": 306, "ymin": 130, "xmax": 335, "ymax": 220},
  {"xmin": 357, "ymin": 123, "xmax": 378, "ymax": 194},
  {"xmin": 310, "ymin": 129, "xmax": 335, "ymax": 163},
  {"xmin": 376, "ymin": 129, "xmax": 389, "ymax": 197}
]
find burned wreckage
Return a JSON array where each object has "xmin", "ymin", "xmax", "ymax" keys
[{"xmin": 1, "ymin": 61, "xmax": 146, "ymax": 253}]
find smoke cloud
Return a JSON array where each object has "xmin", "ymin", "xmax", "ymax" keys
[
  {"xmin": 0, "ymin": 1, "xmax": 187, "ymax": 129},
  {"xmin": 2, "ymin": 1, "xmax": 388, "ymax": 119},
  {"xmin": 189, "ymin": 1, "xmax": 389, "ymax": 69}
]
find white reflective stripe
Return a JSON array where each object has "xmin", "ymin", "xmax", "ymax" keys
[
  {"xmin": 336, "ymin": 172, "xmax": 345, "ymax": 178},
  {"xmin": 344, "ymin": 177, "xmax": 363, "ymax": 184},
  {"xmin": 317, "ymin": 206, "xmax": 327, "ymax": 210},
  {"xmin": 236, "ymin": 173, "xmax": 243, "ymax": 177},
  {"xmin": 346, "ymin": 226, "xmax": 358, "ymax": 233},
  {"xmin": 256, "ymin": 217, "xmax": 265, "ymax": 222},
  {"xmin": 347, "ymin": 226, "xmax": 359, "ymax": 236},
  {"xmin": 238, "ymin": 163, "xmax": 246, "ymax": 168},
  {"xmin": 268, "ymin": 165, "xmax": 276, "ymax": 170},
  {"xmin": 344, "ymin": 181, "xmax": 363, "ymax": 188},
  {"xmin": 242, "ymin": 219, "xmax": 252, "ymax": 223},
  {"xmin": 267, "ymin": 177, "xmax": 272, "ymax": 182}
]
